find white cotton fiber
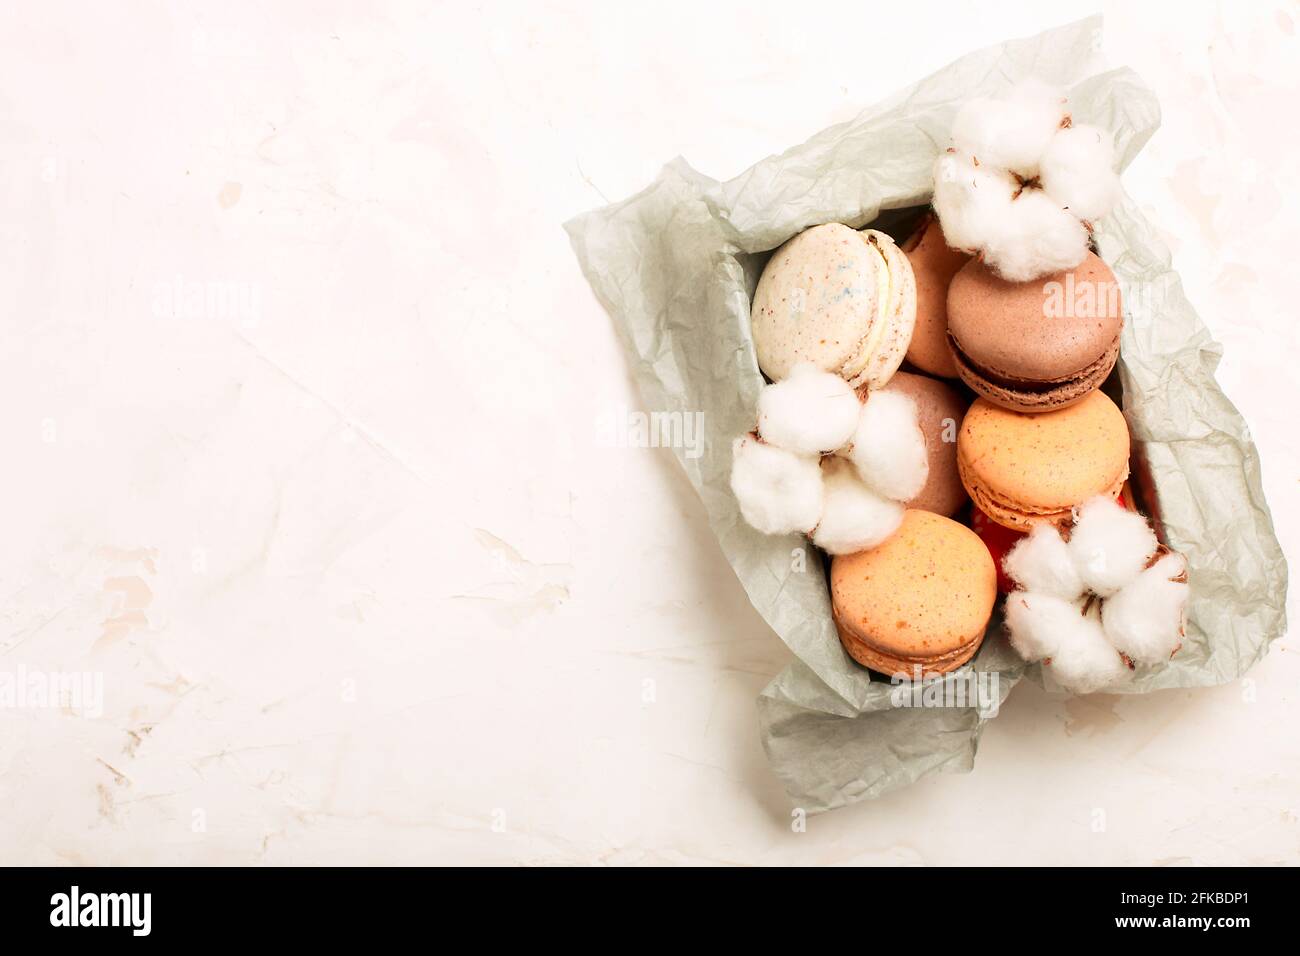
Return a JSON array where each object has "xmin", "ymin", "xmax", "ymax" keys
[
  {"xmin": 931, "ymin": 153, "xmax": 1017, "ymax": 253},
  {"xmin": 950, "ymin": 79, "xmax": 1066, "ymax": 176},
  {"xmin": 812, "ymin": 458, "xmax": 904, "ymax": 555},
  {"xmin": 1003, "ymin": 590, "xmax": 1078, "ymax": 662},
  {"xmin": 844, "ymin": 391, "xmax": 928, "ymax": 502},
  {"xmin": 1039, "ymin": 124, "xmax": 1120, "ymax": 222},
  {"xmin": 981, "ymin": 189, "xmax": 1089, "ymax": 282},
  {"xmin": 730, "ymin": 435, "xmax": 823, "ymax": 536},
  {"xmin": 1003, "ymin": 523, "xmax": 1085, "ymax": 600},
  {"xmin": 1006, "ymin": 592, "xmax": 1130, "ymax": 694},
  {"xmin": 756, "ymin": 362, "xmax": 861, "ymax": 455},
  {"xmin": 1067, "ymin": 496, "xmax": 1158, "ymax": 597},
  {"xmin": 1044, "ymin": 602, "xmax": 1131, "ymax": 694},
  {"xmin": 1102, "ymin": 553, "xmax": 1188, "ymax": 664},
  {"xmin": 934, "ymin": 81, "xmax": 1117, "ymax": 281}
]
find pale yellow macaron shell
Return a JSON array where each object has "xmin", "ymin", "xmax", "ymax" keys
[
  {"xmin": 957, "ymin": 390, "xmax": 1130, "ymax": 529},
  {"xmin": 750, "ymin": 223, "xmax": 915, "ymax": 388}
]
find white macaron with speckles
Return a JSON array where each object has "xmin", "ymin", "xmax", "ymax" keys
[{"xmin": 750, "ymin": 223, "xmax": 916, "ymax": 390}]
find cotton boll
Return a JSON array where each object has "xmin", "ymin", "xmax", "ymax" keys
[
  {"xmin": 756, "ymin": 362, "xmax": 861, "ymax": 455},
  {"xmin": 1007, "ymin": 83, "xmax": 1069, "ymax": 156},
  {"xmin": 812, "ymin": 458, "xmax": 904, "ymax": 555},
  {"xmin": 982, "ymin": 189, "xmax": 1089, "ymax": 282},
  {"xmin": 1045, "ymin": 602, "xmax": 1131, "ymax": 694},
  {"xmin": 1005, "ymin": 78, "xmax": 1069, "ymax": 128},
  {"xmin": 730, "ymin": 435, "xmax": 823, "ymax": 536},
  {"xmin": 844, "ymin": 391, "xmax": 928, "ymax": 502},
  {"xmin": 1102, "ymin": 553, "xmax": 1188, "ymax": 664},
  {"xmin": 934, "ymin": 81, "xmax": 1084, "ymax": 281},
  {"xmin": 932, "ymin": 153, "xmax": 1017, "ymax": 252},
  {"xmin": 1039, "ymin": 124, "xmax": 1120, "ymax": 222},
  {"xmin": 950, "ymin": 98, "xmax": 1017, "ymax": 164},
  {"xmin": 1067, "ymin": 496, "xmax": 1158, "ymax": 597},
  {"xmin": 951, "ymin": 79, "xmax": 1065, "ymax": 175},
  {"xmin": 1003, "ymin": 523, "xmax": 1085, "ymax": 600},
  {"xmin": 1003, "ymin": 590, "xmax": 1081, "ymax": 662}
]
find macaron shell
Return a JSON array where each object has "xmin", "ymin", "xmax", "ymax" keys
[
  {"xmin": 848, "ymin": 229, "xmax": 917, "ymax": 390},
  {"xmin": 947, "ymin": 252, "xmax": 1123, "ymax": 383},
  {"xmin": 949, "ymin": 333, "xmax": 1119, "ymax": 414},
  {"xmin": 830, "ymin": 510, "xmax": 996, "ymax": 675},
  {"xmin": 902, "ymin": 216, "xmax": 967, "ymax": 379},
  {"xmin": 876, "ymin": 371, "xmax": 970, "ymax": 516},
  {"xmin": 751, "ymin": 223, "xmax": 881, "ymax": 382},
  {"xmin": 957, "ymin": 391, "xmax": 1130, "ymax": 531},
  {"xmin": 834, "ymin": 619, "xmax": 985, "ymax": 676}
]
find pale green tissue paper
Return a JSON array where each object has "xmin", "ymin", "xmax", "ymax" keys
[{"xmin": 565, "ymin": 16, "xmax": 1288, "ymax": 813}]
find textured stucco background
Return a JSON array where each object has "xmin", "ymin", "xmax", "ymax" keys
[{"xmin": 0, "ymin": 1, "xmax": 1295, "ymax": 863}]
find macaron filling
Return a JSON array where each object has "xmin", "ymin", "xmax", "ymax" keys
[
  {"xmin": 838, "ymin": 235, "xmax": 893, "ymax": 385},
  {"xmin": 948, "ymin": 330, "xmax": 1120, "ymax": 411},
  {"xmin": 948, "ymin": 333, "xmax": 1112, "ymax": 389},
  {"xmin": 958, "ymin": 449, "xmax": 1128, "ymax": 528}
]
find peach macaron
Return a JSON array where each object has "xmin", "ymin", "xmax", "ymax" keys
[
  {"xmin": 830, "ymin": 510, "xmax": 996, "ymax": 676},
  {"xmin": 901, "ymin": 214, "xmax": 969, "ymax": 379},
  {"xmin": 957, "ymin": 390, "xmax": 1130, "ymax": 531},
  {"xmin": 873, "ymin": 370, "xmax": 970, "ymax": 516}
]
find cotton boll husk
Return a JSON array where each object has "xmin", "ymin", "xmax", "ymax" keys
[
  {"xmin": 982, "ymin": 189, "xmax": 1089, "ymax": 282},
  {"xmin": 1039, "ymin": 124, "xmax": 1120, "ymax": 222},
  {"xmin": 1067, "ymin": 496, "xmax": 1159, "ymax": 597},
  {"xmin": 1003, "ymin": 590, "xmax": 1080, "ymax": 662},
  {"xmin": 756, "ymin": 362, "xmax": 861, "ymax": 455},
  {"xmin": 730, "ymin": 435, "xmax": 823, "ymax": 536},
  {"xmin": 932, "ymin": 153, "xmax": 1017, "ymax": 252},
  {"xmin": 812, "ymin": 458, "xmax": 904, "ymax": 555},
  {"xmin": 1045, "ymin": 603, "xmax": 1131, "ymax": 694},
  {"xmin": 951, "ymin": 80, "xmax": 1065, "ymax": 175},
  {"xmin": 844, "ymin": 390, "xmax": 928, "ymax": 502},
  {"xmin": 1102, "ymin": 553, "xmax": 1189, "ymax": 664},
  {"xmin": 1003, "ymin": 523, "xmax": 1085, "ymax": 600}
]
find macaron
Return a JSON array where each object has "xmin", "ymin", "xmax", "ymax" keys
[
  {"xmin": 901, "ymin": 214, "xmax": 969, "ymax": 378},
  {"xmin": 751, "ymin": 223, "xmax": 917, "ymax": 389},
  {"xmin": 971, "ymin": 485, "xmax": 1136, "ymax": 594},
  {"xmin": 957, "ymin": 390, "xmax": 1130, "ymax": 532},
  {"xmin": 830, "ymin": 510, "xmax": 996, "ymax": 676},
  {"xmin": 946, "ymin": 251, "xmax": 1123, "ymax": 413},
  {"xmin": 969, "ymin": 507, "xmax": 1024, "ymax": 594},
  {"xmin": 871, "ymin": 370, "xmax": 970, "ymax": 516}
]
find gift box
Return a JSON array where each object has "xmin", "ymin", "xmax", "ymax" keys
[{"xmin": 565, "ymin": 16, "xmax": 1288, "ymax": 813}]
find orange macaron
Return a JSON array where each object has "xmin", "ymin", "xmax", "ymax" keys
[
  {"xmin": 957, "ymin": 390, "xmax": 1130, "ymax": 531},
  {"xmin": 902, "ymin": 214, "xmax": 969, "ymax": 379},
  {"xmin": 830, "ymin": 510, "xmax": 996, "ymax": 676}
]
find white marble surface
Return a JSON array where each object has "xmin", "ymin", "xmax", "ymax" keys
[{"xmin": 1, "ymin": 1, "xmax": 1296, "ymax": 865}]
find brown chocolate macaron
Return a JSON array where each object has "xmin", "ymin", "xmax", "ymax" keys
[
  {"xmin": 902, "ymin": 214, "xmax": 969, "ymax": 379},
  {"xmin": 873, "ymin": 371, "xmax": 970, "ymax": 516},
  {"xmin": 946, "ymin": 252, "xmax": 1123, "ymax": 413}
]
